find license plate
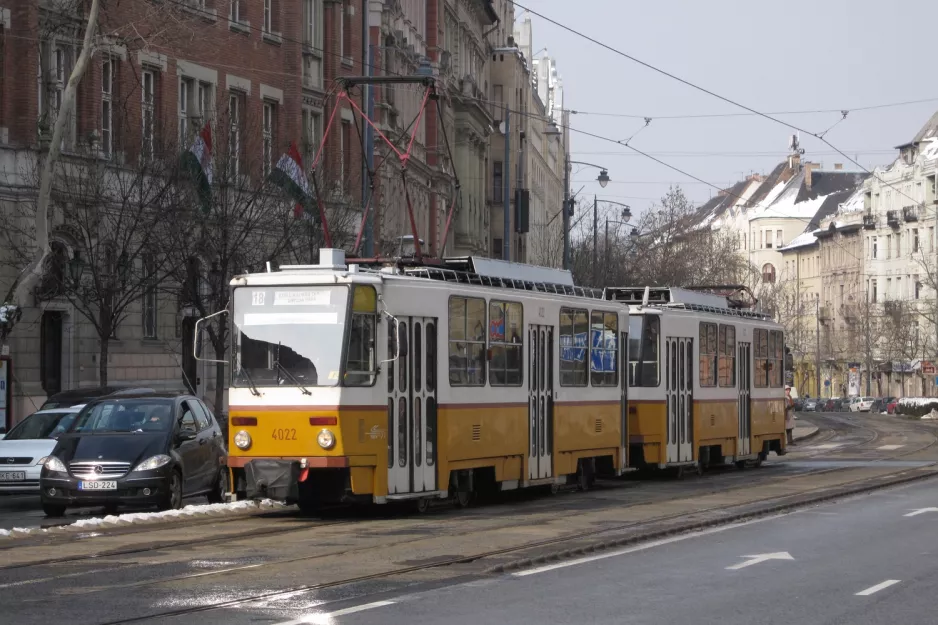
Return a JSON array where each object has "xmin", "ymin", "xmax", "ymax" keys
[
  {"xmin": 78, "ymin": 481, "xmax": 117, "ymax": 491},
  {"xmin": 0, "ymin": 472, "xmax": 26, "ymax": 481}
]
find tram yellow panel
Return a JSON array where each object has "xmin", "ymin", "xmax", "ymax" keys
[
  {"xmin": 226, "ymin": 407, "xmax": 388, "ymax": 461},
  {"xmin": 553, "ymin": 401, "xmax": 621, "ymax": 453},
  {"xmin": 752, "ymin": 398, "xmax": 785, "ymax": 436},
  {"xmin": 438, "ymin": 404, "xmax": 528, "ymax": 463},
  {"xmin": 350, "ymin": 467, "xmax": 374, "ymax": 495},
  {"xmin": 627, "ymin": 401, "xmax": 667, "ymax": 465},
  {"xmin": 694, "ymin": 400, "xmax": 739, "ymax": 443}
]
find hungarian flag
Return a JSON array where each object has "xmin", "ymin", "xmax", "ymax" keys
[
  {"xmin": 181, "ymin": 122, "xmax": 213, "ymax": 214},
  {"xmin": 268, "ymin": 142, "xmax": 311, "ymax": 219}
]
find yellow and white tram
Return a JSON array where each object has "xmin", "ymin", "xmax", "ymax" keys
[{"xmin": 216, "ymin": 251, "xmax": 785, "ymax": 511}]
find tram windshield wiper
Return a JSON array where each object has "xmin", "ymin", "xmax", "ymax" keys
[
  {"xmin": 237, "ymin": 364, "xmax": 261, "ymax": 397},
  {"xmin": 274, "ymin": 343, "xmax": 313, "ymax": 395}
]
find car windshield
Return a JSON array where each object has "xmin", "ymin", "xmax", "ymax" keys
[
  {"xmin": 69, "ymin": 399, "xmax": 174, "ymax": 433},
  {"xmin": 232, "ymin": 286, "xmax": 349, "ymax": 388},
  {"xmin": 3, "ymin": 411, "xmax": 78, "ymax": 440}
]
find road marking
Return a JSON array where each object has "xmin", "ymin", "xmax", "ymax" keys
[
  {"xmin": 877, "ymin": 445, "xmax": 904, "ymax": 450},
  {"xmin": 725, "ymin": 552, "xmax": 794, "ymax": 570},
  {"xmin": 274, "ymin": 600, "xmax": 397, "ymax": 625},
  {"xmin": 904, "ymin": 507, "xmax": 938, "ymax": 517},
  {"xmin": 513, "ymin": 517, "xmax": 777, "ymax": 577},
  {"xmin": 856, "ymin": 580, "xmax": 901, "ymax": 596},
  {"xmin": 812, "ymin": 443, "xmax": 842, "ymax": 449}
]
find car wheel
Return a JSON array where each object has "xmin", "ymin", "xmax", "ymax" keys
[
  {"xmin": 160, "ymin": 471, "xmax": 183, "ymax": 511},
  {"xmin": 42, "ymin": 504, "xmax": 66, "ymax": 518},
  {"xmin": 207, "ymin": 468, "xmax": 228, "ymax": 505}
]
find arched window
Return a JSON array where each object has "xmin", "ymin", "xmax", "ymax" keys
[{"xmin": 762, "ymin": 263, "xmax": 776, "ymax": 284}]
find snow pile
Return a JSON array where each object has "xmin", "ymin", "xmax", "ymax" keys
[
  {"xmin": 0, "ymin": 499, "xmax": 282, "ymax": 540},
  {"xmin": 0, "ymin": 304, "xmax": 18, "ymax": 325},
  {"xmin": 896, "ymin": 397, "xmax": 938, "ymax": 418}
]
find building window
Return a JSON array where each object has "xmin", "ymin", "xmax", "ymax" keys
[
  {"xmin": 871, "ymin": 279, "xmax": 877, "ymax": 303},
  {"xmin": 448, "ymin": 296, "xmax": 485, "ymax": 386},
  {"xmin": 302, "ymin": 107, "xmax": 321, "ymax": 168},
  {"xmin": 228, "ymin": 91, "xmax": 244, "ymax": 178},
  {"xmin": 101, "ymin": 58, "xmax": 115, "ymax": 157},
  {"xmin": 493, "ymin": 160, "xmax": 503, "ymax": 202},
  {"xmin": 915, "ymin": 277, "xmax": 921, "ymax": 300},
  {"xmin": 590, "ymin": 311, "xmax": 618, "ymax": 387},
  {"xmin": 263, "ymin": 100, "xmax": 276, "ymax": 177},
  {"xmin": 776, "ymin": 229, "xmax": 783, "ymax": 247},
  {"xmin": 766, "ymin": 230, "xmax": 773, "ymax": 249},
  {"xmin": 141, "ymin": 69, "xmax": 156, "ymax": 159},
  {"xmin": 871, "ymin": 236, "xmax": 877, "ymax": 259},
  {"xmin": 263, "ymin": 0, "xmax": 273, "ymax": 32},
  {"xmin": 913, "ymin": 228, "xmax": 920, "ymax": 253},
  {"xmin": 719, "ymin": 324, "xmax": 736, "ymax": 387},
  {"xmin": 179, "ymin": 77, "xmax": 213, "ymax": 149},
  {"xmin": 560, "ymin": 307, "xmax": 589, "ymax": 387},
  {"xmin": 762, "ymin": 263, "xmax": 776, "ymax": 284},
  {"xmin": 229, "ymin": 0, "xmax": 242, "ymax": 22},
  {"xmin": 699, "ymin": 322, "xmax": 717, "ymax": 387},
  {"xmin": 339, "ymin": 0, "xmax": 348, "ymax": 58},
  {"xmin": 179, "ymin": 77, "xmax": 191, "ymax": 148},
  {"xmin": 489, "ymin": 301, "xmax": 523, "ymax": 386},
  {"xmin": 492, "ymin": 238, "xmax": 503, "ymax": 258}
]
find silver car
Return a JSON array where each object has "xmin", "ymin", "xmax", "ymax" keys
[{"xmin": 0, "ymin": 405, "xmax": 85, "ymax": 494}]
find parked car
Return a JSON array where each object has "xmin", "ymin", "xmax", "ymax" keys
[
  {"xmin": 40, "ymin": 386, "xmax": 156, "ymax": 410},
  {"xmin": 0, "ymin": 405, "xmax": 85, "ymax": 494},
  {"xmin": 39, "ymin": 393, "xmax": 227, "ymax": 517},
  {"xmin": 886, "ymin": 398, "xmax": 899, "ymax": 414},
  {"xmin": 871, "ymin": 397, "xmax": 896, "ymax": 413},
  {"xmin": 803, "ymin": 398, "xmax": 818, "ymax": 412},
  {"xmin": 850, "ymin": 396, "xmax": 876, "ymax": 412}
]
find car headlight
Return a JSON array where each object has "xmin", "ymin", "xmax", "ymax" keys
[
  {"xmin": 132, "ymin": 454, "xmax": 172, "ymax": 472},
  {"xmin": 41, "ymin": 456, "xmax": 67, "ymax": 473},
  {"xmin": 317, "ymin": 429, "xmax": 336, "ymax": 450},
  {"xmin": 234, "ymin": 430, "xmax": 252, "ymax": 450}
]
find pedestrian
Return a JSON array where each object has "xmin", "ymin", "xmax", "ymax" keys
[{"xmin": 785, "ymin": 385, "xmax": 795, "ymax": 445}]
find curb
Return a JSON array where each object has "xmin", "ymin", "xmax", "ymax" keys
[
  {"xmin": 484, "ymin": 467, "xmax": 938, "ymax": 574},
  {"xmin": 793, "ymin": 425, "xmax": 821, "ymax": 444}
]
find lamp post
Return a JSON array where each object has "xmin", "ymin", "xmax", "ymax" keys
[
  {"xmin": 563, "ymin": 161, "xmax": 609, "ymax": 271},
  {"xmin": 603, "ymin": 204, "xmax": 632, "ymax": 285},
  {"xmin": 68, "ymin": 251, "xmax": 84, "ymax": 287}
]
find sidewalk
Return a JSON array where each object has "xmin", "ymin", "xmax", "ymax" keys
[{"xmin": 793, "ymin": 419, "xmax": 818, "ymax": 441}]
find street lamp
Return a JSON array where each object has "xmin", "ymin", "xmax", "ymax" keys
[
  {"xmin": 603, "ymin": 205, "xmax": 632, "ymax": 284},
  {"xmin": 563, "ymin": 161, "xmax": 610, "ymax": 271},
  {"xmin": 68, "ymin": 251, "xmax": 84, "ymax": 286}
]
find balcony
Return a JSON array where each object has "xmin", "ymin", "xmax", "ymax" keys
[
  {"xmin": 903, "ymin": 205, "xmax": 919, "ymax": 222},
  {"xmin": 841, "ymin": 303, "xmax": 857, "ymax": 321},
  {"xmin": 886, "ymin": 210, "xmax": 900, "ymax": 227},
  {"xmin": 862, "ymin": 213, "xmax": 876, "ymax": 229},
  {"xmin": 819, "ymin": 306, "xmax": 832, "ymax": 321}
]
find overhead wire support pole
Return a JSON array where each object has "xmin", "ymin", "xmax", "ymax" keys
[{"xmin": 504, "ymin": 107, "xmax": 511, "ymax": 261}]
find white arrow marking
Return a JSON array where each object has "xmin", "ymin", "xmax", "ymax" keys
[
  {"xmin": 856, "ymin": 580, "xmax": 901, "ymax": 596},
  {"xmin": 725, "ymin": 552, "xmax": 794, "ymax": 570},
  {"xmin": 904, "ymin": 508, "xmax": 938, "ymax": 517}
]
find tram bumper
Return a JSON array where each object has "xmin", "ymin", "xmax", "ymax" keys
[{"xmin": 244, "ymin": 459, "xmax": 301, "ymax": 502}]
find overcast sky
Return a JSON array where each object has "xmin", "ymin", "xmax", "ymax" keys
[{"xmin": 517, "ymin": 0, "xmax": 938, "ymax": 227}]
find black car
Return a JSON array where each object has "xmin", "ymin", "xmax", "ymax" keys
[
  {"xmin": 39, "ymin": 393, "xmax": 228, "ymax": 517},
  {"xmin": 40, "ymin": 386, "xmax": 157, "ymax": 410}
]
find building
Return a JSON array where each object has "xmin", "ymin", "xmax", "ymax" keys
[{"xmin": 0, "ymin": 0, "xmax": 323, "ymax": 423}]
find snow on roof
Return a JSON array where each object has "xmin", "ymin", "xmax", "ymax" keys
[
  {"xmin": 779, "ymin": 229, "xmax": 819, "ymax": 251},
  {"xmin": 922, "ymin": 137, "xmax": 938, "ymax": 162},
  {"xmin": 837, "ymin": 188, "xmax": 866, "ymax": 214}
]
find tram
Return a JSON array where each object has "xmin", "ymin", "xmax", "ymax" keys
[{"xmin": 209, "ymin": 250, "xmax": 786, "ymax": 511}]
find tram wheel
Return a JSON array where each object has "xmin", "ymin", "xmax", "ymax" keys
[
  {"xmin": 414, "ymin": 497, "xmax": 432, "ymax": 514},
  {"xmin": 453, "ymin": 489, "xmax": 473, "ymax": 509},
  {"xmin": 734, "ymin": 460, "xmax": 747, "ymax": 469}
]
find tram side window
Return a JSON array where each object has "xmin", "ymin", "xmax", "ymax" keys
[
  {"xmin": 719, "ymin": 324, "xmax": 736, "ymax": 387},
  {"xmin": 489, "ymin": 301, "xmax": 523, "ymax": 386},
  {"xmin": 770, "ymin": 330, "xmax": 784, "ymax": 387},
  {"xmin": 754, "ymin": 328, "xmax": 769, "ymax": 388},
  {"xmin": 590, "ymin": 311, "xmax": 618, "ymax": 387},
  {"xmin": 448, "ymin": 296, "xmax": 486, "ymax": 386},
  {"xmin": 345, "ymin": 285, "xmax": 377, "ymax": 386},
  {"xmin": 560, "ymin": 307, "xmax": 589, "ymax": 386},
  {"xmin": 699, "ymin": 322, "xmax": 718, "ymax": 387},
  {"xmin": 628, "ymin": 314, "xmax": 660, "ymax": 387}
]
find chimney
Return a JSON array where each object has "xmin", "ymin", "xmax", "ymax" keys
[
  {"xmin": 804, "ymin": 162, "xmax": 819, "ymax": 189},
  {"xmin": 788, "ymin": 153, "xmax": 801, "ymax": 171},
  {"xmin": 834, "ymin": 163, "xmax": 843, "ymax": 170}
]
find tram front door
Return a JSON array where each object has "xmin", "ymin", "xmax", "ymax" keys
[
  {"xmin": 665, "ymin": 337, "xmax": 694, "ymax": 464},
  {"xmin": 528, "ymin": 324, "xmax": 554, "ymax": 480}
]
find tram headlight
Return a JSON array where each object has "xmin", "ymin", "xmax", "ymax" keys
[
  {"xmin": 234, "ymin": 430, "xmax": 252, "ymax": 450},
  {"xmin": 317, "ymin": 429, "xmax": 336, "ymax": 450}
]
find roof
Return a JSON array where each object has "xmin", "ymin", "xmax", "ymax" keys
[
  {"xmin": 909, "ymin": 108, "xmax": 938, "ymax": 145},
  {"xmin": 778, "ymin": 229, "xmax": 819, "ymax": 252},
  {"xmin": 86, "ymin": 392, "xmax": 191, "ymax": 403},
  {"xmin": 689, "ymin": 179, "xmax": 754, "ymax": 229},
  {"xmin": 753, "ymin": 168, "xmax": 867, "ymax": 225}
]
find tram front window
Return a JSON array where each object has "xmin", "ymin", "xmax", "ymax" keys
[{"xmin": 232, "ymin": 286, "xmax": 349, "ymax": 388}]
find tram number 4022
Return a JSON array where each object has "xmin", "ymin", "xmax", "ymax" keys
[{"xmin": 271, "ymin": 428, "xmax": 297, "ymax": 441}]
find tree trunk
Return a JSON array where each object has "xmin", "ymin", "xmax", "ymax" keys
[
  {"xmin": 99, "ymin": 337, "xmax": 109, "ymax": 387},
  {"xmin": 9, "ymin": 0, "xmax": 100, "ymax": 314}
]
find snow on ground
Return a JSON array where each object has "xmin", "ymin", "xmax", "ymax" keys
[{"xmin": 0, "ymin": 499, "xmax": 282, "ymax": 539}]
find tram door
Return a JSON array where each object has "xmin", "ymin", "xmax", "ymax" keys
[
  {"xmin": 665, "ymin": 337, "xmax": 694, "ymax": 464},
  {"xmin": 737, "ymin": 342, "xmax": 752, "ymax": 456},
  {"xmin": 619, "ymin": 330, "xmax": 629, "ymax": 474},
  {"xmin": 528, "ymin": 325, "xmax": 554, "ymax": 480},
  {"xmin": 388, "ymin": 317, "xmax": 438, "ymax": 495}
]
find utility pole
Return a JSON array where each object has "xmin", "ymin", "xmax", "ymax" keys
[
  {"xmin": 503, "ymin": 108, "xmax": 511, "ymax": 261},
  {"xmin": 362, "ymin": 44, "xmax": 375, "ymax": 257},
  {"xmin": 592, "ymin": 195, "xmax": 598, "ymax": 286},
  {"xmin": 816, "ymin": 293, "xmax": 821, "ymax": 398}
]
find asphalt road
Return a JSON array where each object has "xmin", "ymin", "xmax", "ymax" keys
[{"xmin": 282, "ymin": 477, "xmax": 938, "ymax": 625}]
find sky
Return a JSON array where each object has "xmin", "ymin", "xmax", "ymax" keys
[{"xmin": 516, "ymin": 0, "xmax": 938, "ymax": 227}]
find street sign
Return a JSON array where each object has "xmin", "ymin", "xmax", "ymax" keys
[{"xmin": 824, "ymin": 380, "xmax": 831, "ymax": 387}]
